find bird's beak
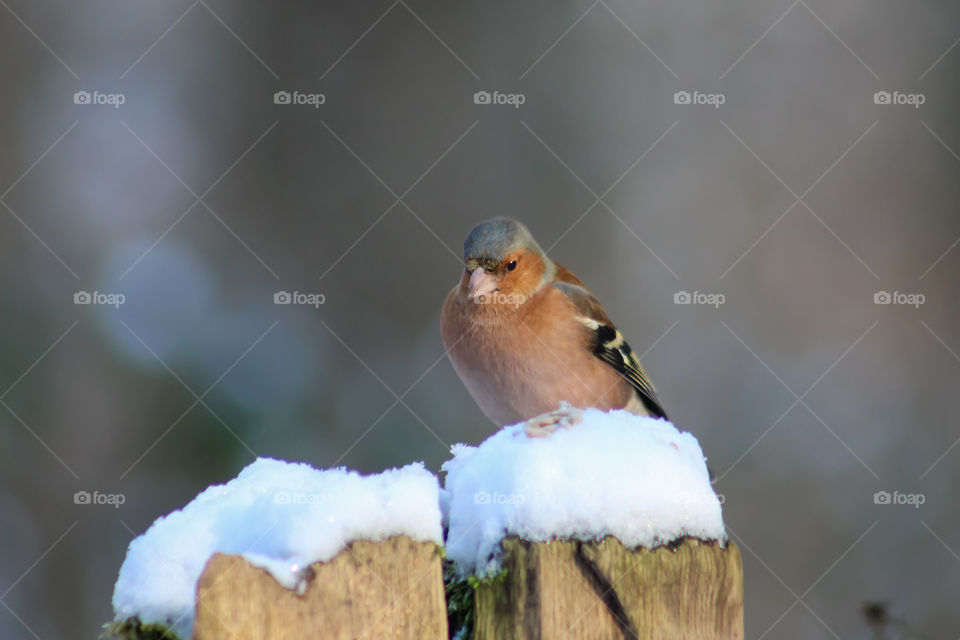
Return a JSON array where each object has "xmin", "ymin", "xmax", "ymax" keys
[{"xmin": 467, "ymin": 268, "xmax": 498, "ymax": 301}]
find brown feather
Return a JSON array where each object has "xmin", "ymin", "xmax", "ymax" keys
[
  {"xmin": 441, "ymin": 269, "xmax": 637, "ymax": 426},
  {"xmin": 441, "ymin": 222, "xmax": 667, "ymax": 426}
]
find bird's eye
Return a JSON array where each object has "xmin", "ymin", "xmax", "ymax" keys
[{"xmin": 506, "ymin": 260, "xmax": 517, "ymax": 271}]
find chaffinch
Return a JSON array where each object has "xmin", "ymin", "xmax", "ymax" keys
[{"xmin": 441, "ymin": 217, "xmax": 668, "ymax": 432}]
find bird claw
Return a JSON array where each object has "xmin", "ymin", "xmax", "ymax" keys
[{"xmin": 524, "ymin": 403, "xmax": 584, "ymax": 438}]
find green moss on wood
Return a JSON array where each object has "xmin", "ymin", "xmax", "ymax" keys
[
  {"xmin": 444, "ymin": 559, "xmax": 507, "ymax": 639},
  {"xmin": 101, "ymin": 617, "xmax": 182, "ymax": 640}
]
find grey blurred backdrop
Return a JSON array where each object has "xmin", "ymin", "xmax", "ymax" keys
[{"xmin": 0, "ymin": 1, "xmax": 958, "ymax": 638}]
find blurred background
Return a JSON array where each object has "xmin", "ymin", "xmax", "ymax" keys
[{"xmin": 0, "ymin": 0, "xmax": 958, "ymax": 638}]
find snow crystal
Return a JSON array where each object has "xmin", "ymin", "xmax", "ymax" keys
[
  {"xmin": 442, "ymin": 408, "xmax": 726, "ymax": 577},
  {"xmin": 112, "ymin": 458, "xmax": 442, "ymax": 638}
]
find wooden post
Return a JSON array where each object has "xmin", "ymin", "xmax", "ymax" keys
[
  {"xmin": 191, "ymin": 535, "xmax": 447, "ymax": 640},
  {"xmin": 472, "ymin": 537, "xmax": 743, "ymax": 640}
]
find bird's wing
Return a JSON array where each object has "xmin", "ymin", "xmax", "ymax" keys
[{"xmin": 552, "ymin": 277, "xmax": 669, "ymax": 420}]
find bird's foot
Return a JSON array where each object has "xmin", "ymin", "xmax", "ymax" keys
[{"xmin": 524, "ymin": 403, "xmax": 584, "ymax": 438}]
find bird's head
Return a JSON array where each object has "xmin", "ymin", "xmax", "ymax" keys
[{"xmin": 460, "ymin": 217, "xmax": 554, "ymax": 306}]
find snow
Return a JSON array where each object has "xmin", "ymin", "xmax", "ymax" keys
[
  {"xmin": 112, "ymin": 458, "xmax": 442, "ymax": 638},
  {"xmin": 442, "ymin": 408, "xmax": 726, "ymax": 577},
  {"xmin": 112, "ymin": 410, "xmax": 726, "ymax": 635}
]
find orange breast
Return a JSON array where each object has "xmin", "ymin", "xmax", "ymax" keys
[{"xmin": 441, "ymin": 284, "xmax": 633, "ymax": 426}]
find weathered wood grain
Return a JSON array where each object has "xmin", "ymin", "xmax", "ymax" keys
[
  {"xmin": 191, "ymin": 536, "xmax": 447, "ymax": 640},
  {"xmin": 473, "ymin": 537, "xmax": 743, "ymax": 640}
]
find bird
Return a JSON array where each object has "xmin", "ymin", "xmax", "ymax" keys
[{"xmin": 441, "ymin": 217, "xmax": 668, "ymax": 434}]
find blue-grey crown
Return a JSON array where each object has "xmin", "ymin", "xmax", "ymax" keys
[{"xmin": 463, "ymin": 217, "xmax": 540, "ymax": 262}]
